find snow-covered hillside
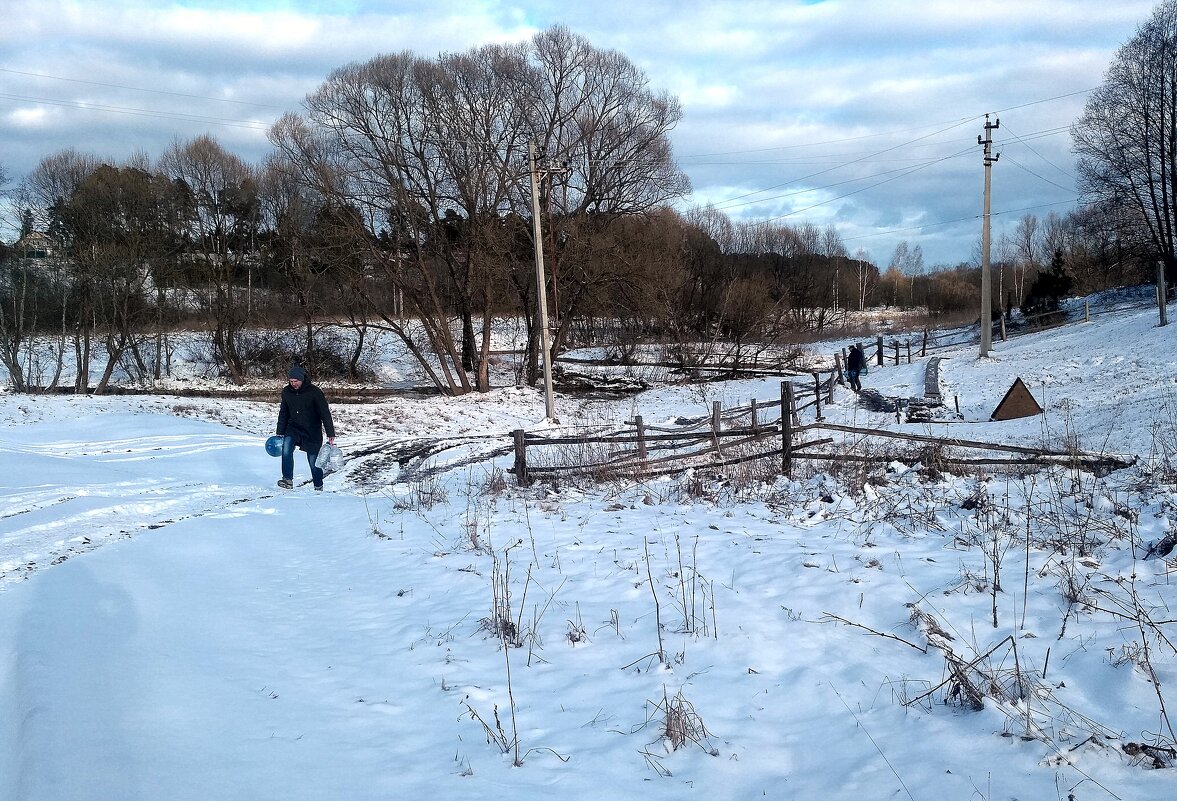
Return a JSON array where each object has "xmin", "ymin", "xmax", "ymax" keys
[{"xmin": 1, "ymin": 298, "xmax": 1176, "ymax": 801}]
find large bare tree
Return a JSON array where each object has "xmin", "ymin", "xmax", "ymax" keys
[
  {"xmin": 269, "ymin": 49, "xmax": 520, "ymax": 394},
  {"xmin": 270, "ymin": 27, "xmax": 689, "ymax": 394},
  {"xmin": 1074, "ymin": 1, "xmax": 1177, "ymax": 277}
]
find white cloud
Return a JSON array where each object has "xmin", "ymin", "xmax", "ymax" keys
[{"xmin": 6, "ymin": 106, "xmax": 52, "ymax": 128}]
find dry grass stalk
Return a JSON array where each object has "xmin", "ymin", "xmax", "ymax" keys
[{"xmin": 645, "ymin": 687, "xmax": 717, "ymax": 755}]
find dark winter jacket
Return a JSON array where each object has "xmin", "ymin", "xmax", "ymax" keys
[
  {"xmin": 276, "ymin": 381, "xmax": 335, "ymax": 453},
  {"xmin": 847, "ymin": 346, "xmax": 866, "ymax": 371}
]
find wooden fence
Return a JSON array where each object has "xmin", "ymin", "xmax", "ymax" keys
[{"xmin": 509, "ymin": 379, "xmax": 1131, "ymax": 485}]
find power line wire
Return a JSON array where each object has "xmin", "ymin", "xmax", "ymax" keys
[
  {"xmin": 993, "ymin": 87, "xmax": 1096, "ymax": 115},
  {"xmin": 0, "ymin": 93, "xmax": 272, "ymax": 130},
  {"xmin": 679, "ymin": 87, "xmax": 1096, "ymax": 161},
  {"xmin": 680, "ymin": 114, "xmax": 983, "ymax": 158},
  {"xmin": 1001, "ymin": 154, "xmax": 1074, "ymax": 194},
  {"xmin": 999, "ymin": 120, "xmax": 1074, "ymax": 182},
  {"xmin": 0, "ymin": 67, "xmax": 286, "ymax": 109},
  {"xmin": 705, "ymin": 117, "xmax": 978, "ymax": 209},
  {"xmin": 690, "ymin": 121, "xmax": 1077, "ymax": 214},
  {"xmin": 712, "ymin": 158, "xmax": 956, "ymax": 211},
  {"xmin": 757, "ymin": 143, "xmax": 978, "ymax": 222},
  {"xmin": 684, "ymin": 125, "xmax": 1072, "ymax": 166}
]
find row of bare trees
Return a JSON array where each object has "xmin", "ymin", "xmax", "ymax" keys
[
  {"xmin": 6, "ymin": 141, "xmax": 276, "ymax": 391},
  {"xmin": 866, "ymin": 203, "xmax": 1155, "ymax": 323},
  {"xmin": 0, "ymin": 150, "xmax": 880, "ymax": 393},
  {"xmin": 1, "ymin": 139, "xmax": 1145, "ymax": 394}
]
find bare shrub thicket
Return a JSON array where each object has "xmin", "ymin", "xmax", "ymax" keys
[
  {"xmin": 391, "ymin": 473, "xmax": 449, "ymax": 512},
  {"xmin": 904, "ymin": 606, "xmax": 1124, "ymax": 750},
  {"xmin": 179, "ymin": 325, "xmax": 380, "ymax": 381}
]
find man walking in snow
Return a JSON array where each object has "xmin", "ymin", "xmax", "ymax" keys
[
  {"xmin": 846, "ymin": 343, "xmax": 866, "ymax": 393},
  {"xmin": 275, "ymin": 365, "xmax": 335, "ymax": 491}
]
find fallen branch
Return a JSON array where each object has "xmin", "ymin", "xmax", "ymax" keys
[{"xmin": 819, "ymin": 613, "xmax": 928, "ymax": 653}]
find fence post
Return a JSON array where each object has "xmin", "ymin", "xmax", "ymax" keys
[
  {"xmin": 893, "ymin": 341, "xmax": 900, "ymax": 365},
  {"xmin": 812, "ymin": 372, "xmax": 824, "ymax": 422},
  {"xmin": 876, "ymin": 335, "xmax": 884, "ymax": 366},
  {"xmin": 1159, "ymin": 260, "xmax": 1169, "ymax": 327},
  {"xmin": 512, "ymin": 428, "xmax": 529, "ymax": 486},
  {"xmin": 750, "ymin": 399, "xmax": 759, "ymax": 437},
  {"xmin": 826, "ymin": 372, "xmax": 835, "ymax": 404},
  {"xmin": 635, "ymin": 414, "xmax": 648, "ymax": 460},
  {"xmin": 906, "ymin": 341, "xmax": 912, "ymax": 364},
  {"xmin": 834, "ymin": 351, "xmax": 845, "ymax": 385},
  {"xmin": 921, "ymin": 328, "xmax": 928, "ymax": 357},
  {"xmin": 1084, "ymin": 300, "xmax": 1090, "ymax": 322},
  {"xmin": 781, "ymin": 381, "xmax": 794, "ymax": 477},
  {"xmin": 711, "ymin": 400, "xmax": 722, "ymax": 455}
]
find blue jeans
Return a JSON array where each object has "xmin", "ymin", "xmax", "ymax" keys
[{"xmin": 280, "ymin": 435, "xmax": 324, "ymax": 487}]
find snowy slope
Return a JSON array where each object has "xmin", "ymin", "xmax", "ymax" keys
[{"xmin": 2, "ymin": 301, "xmax": 1176, "ymax": 800}]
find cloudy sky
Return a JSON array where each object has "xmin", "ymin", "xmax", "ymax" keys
[{"xmin": 0, "ymin": 0, "xmax": 1160, "ymax": 266}]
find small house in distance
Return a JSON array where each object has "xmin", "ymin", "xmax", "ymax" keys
[
  {"xmin": 13, "ymin": 231, "xmax": 54, "ymax": 259},
  {"xmin": 991, "ymin": 377, "xmax": 1043, "ymax": 421}
]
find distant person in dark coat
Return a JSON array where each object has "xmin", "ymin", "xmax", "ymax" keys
[
  {"xmin": 846, "ymin": 344, "xmax": 867, "ymax": 392},
  {"xmin": 275, "ymin": 365, "xmax": 335, "ymax": 490}
]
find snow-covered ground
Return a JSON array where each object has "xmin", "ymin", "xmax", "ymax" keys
[{"xmin": 2, "ymin": 297, "xmax": 1176, "ymax": 800}]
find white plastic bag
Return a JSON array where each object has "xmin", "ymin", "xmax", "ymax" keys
[{"xmin": 315, "ymin": 443, "xmax": 344, "ymax": 474}]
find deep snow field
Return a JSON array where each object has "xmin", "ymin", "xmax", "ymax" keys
[{"xmin": 2, "ymin": 296, "xmax": 1177, "ymax": 801}]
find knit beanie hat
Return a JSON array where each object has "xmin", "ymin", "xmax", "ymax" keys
[{"xmin": 288, "ymin": 366, "xmax": 307, "ymax": 382}]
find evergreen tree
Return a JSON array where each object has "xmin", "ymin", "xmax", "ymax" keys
[{"xmin": 1021, "ymin": 250, "xmax": 1073, "ymax": 315}]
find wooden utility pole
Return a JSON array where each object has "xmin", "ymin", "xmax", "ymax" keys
[
  {"xmin": 979, "ymin": 114, "xmax": 1000, "ymax": 357},
  {"xmin": 529, "ymin": 141, "xmax": 557, "ymax": 421}
]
